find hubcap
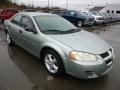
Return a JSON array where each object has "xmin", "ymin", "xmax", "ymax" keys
[
  {"xmin": 44, "ymin": 54, "xmax": 58, "ymax": 74},
  {"xmin": 6, "ymin": 33, "xmax": 11, "ymax": 44}
]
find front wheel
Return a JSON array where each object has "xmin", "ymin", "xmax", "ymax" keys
[
  {"xmin": 6, "ymin": 32, "xmax": 15, "ymax": 46},
  {"xmin": 43, "ymin": 50, "xmax": 64, "ymax": 76}
]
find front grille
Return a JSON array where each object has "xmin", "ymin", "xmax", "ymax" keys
[
  {"xmin": 85, "ymin": 71, "xmax": 93, "ymax": 76},
  {"xmin": 89, "ymin": 18, "xmax": 94, "ymax": 21},
  {"xmin": 100, "ymin": 52, "xmax": 109, "ymax": 59},
  {"xmin": 100, "ymin": 18, "xmax": 104, "ymax": 20}
]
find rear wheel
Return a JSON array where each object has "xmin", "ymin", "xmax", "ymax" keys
[
  {"xmin": 6, "ymin": 32, "xmax": 15, "ymax": 46},
  {"xmin": 42, "ymin": 50, "xmax": 64, "ymax": 76}
]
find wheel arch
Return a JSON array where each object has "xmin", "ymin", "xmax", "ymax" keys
[{"xmin": 39, "ymin": 44, "xmax": 68, "ymax": 72}]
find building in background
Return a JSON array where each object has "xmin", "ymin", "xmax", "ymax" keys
[
  {"xmin": 69, "ymin": 4, "xmax": 94, "ymax": 11},
  {"xmin": 69, "ymin": 3, "xmax": 120, "ymax": 14},
  {"xmin": 89, "ymin": 6, "xmax": 105, "ymax": 12},
  {"xmin": 88, "ymin": 3, "xmax": 120, "ymax": 14},
  {"xmin": 100, "ymin": 4, "xmax": 120, "ymax": 14}
]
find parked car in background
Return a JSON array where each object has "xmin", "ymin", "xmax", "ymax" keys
[
  {"xmin": 112, "ymin": 14, "xmax": 120, "ymax": 22},
  {"xmin": 116, "ymin": 14, "xmax": 120, "ymax": 21},
  {"xmin": 52, "ymin": 10, "xmax": 95, "ymax": 27},
  {"xmin": 22, "ymin": 9, "xmax": 36, "ymax": 12},
  {"xmin": 89, "ymin": 11, "xmax": 104, "ymax": 24},
  {"xmin": 0, "ymin": 8, "xmax": 18, "ymax": 24},
  {"xmin": 37, "ymin": 9, "xmax": 50, "ymax": 13},
  {"xmin": 0, "ymin": 9, "xmax": 3, "ymax": 13},
  {"xmin": 97, "ymin": 12, "xmax": 109, "ymax": 24},
  {"xmin": 4, "ymin": 12, "xmax": 114, "ymax": 79},
  {"xmin": 103, "ymin": 13, "xmax": 112, "ymax": 23},
  {"xmin": 83, "ymin": 11, "xmax": 120, "ymax": 24}
]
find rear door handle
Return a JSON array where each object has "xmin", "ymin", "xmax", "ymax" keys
[{"xmin": 19, "ymin": 30, "xmax": 22, "ymax": 33}]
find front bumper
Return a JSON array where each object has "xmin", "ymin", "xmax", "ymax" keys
[
  {"xmin": 95, "ymin": 20, "xmax": 104, "ymax": 24},
  {"xmin": 66, "ymin": 51, "xmax": 114, "ymax": 79},
  {"xmin": 84, "ymin": 21, "xmax": 95, "ymax": 25}
]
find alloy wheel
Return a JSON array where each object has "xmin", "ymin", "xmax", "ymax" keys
[
  {"xmin": 44, "ymin": 54, "xmax": 58, "ymax": 74},
  {"xmin": 6, "ymin": 33, "xmax": 11, "ymax": 44}
]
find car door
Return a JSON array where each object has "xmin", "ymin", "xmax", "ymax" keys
[
  {"xmin": 9, "ymin": 14, "xmax": 23, "ymax": 44},
  {"xmin": 63, "ymin": 11, "xmax": 78, "ymax": 24},
  {"xmin": 19, "ymin": 15, "xmax": 39, "ymax": 56}
]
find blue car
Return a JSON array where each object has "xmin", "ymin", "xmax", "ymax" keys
[{"xmin": 52, "ymin": 10, "xmax": 95, "ymax": 27}]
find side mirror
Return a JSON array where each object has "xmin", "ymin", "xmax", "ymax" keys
[{"xmin": 24, "ymin": 26, "xmax": 37, "ymax": 34}]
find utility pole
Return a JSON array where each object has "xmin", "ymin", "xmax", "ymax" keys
[
  {"xmin": 52, "ymin": 0, "xmax": 53, "ymax": 9},
  {"xmin": 48, "ymin": 0, "xmax": 50, "ymax": 8},
  {"xmin": 66, "ymin": 0, "xmax": 68, "ymax": 10},
  {"xmin": 13, "ymin": 0, "xmax": 15, "ymax": 4},
  {"xmin": 31, "ymin": 0, "xmax": 33, "ymax": 7}
]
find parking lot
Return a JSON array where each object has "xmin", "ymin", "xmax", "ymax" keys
[{"xmin": 0, "ymin": 23, "xmax": 120, "ymax": 90}]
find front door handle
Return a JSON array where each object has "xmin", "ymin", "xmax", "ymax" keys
[{"xmin": 19, "ymin": 30, "xmax": 22, "ymax": 33}]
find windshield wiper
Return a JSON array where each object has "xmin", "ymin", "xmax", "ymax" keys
[
  {"xmin": 42, "ymin": 29, "xmax": 66, "ymax": 34},
  {"xmin": 64, "ymin": 29, "xmax": 81, "ymax": 34},
  {"xmin": 42, "ymin": 29, "xmax": 81, "ymax": 34}
]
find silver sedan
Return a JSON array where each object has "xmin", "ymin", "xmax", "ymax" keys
[{"xmin": 4, "ymin": 12, "xmax": 114, "ymax": 79}]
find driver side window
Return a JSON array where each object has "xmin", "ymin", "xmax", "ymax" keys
[
  {"xmin": 21, "ymin": 16, "xmax": 33, "ymax": 28},
  {"xmin": 11, "ymin": 14, "xmax": 22, "ymax": 26}
]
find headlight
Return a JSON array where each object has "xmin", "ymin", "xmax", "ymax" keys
[{"xmin": 69, "ymin": 51, "xmax": 97, "ymax": 62}]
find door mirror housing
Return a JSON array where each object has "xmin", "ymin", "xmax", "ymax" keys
[{"xmin": 24, "ymin": 25, "xmax": 37, "ymax": 34}]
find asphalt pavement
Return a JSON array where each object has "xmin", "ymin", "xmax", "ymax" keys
[{"xmin": 0, "ymin": 23, "xmax": 120, "ymax": 90}]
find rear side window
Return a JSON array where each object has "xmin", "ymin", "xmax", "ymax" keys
[{"xmin": 11, "ymin": 15, "xmax": 22, "ymax": 25}]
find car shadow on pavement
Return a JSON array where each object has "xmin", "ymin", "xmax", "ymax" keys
[{"xmin": 7, "ymin": 46, "xmax": 111, "ymax": 90}]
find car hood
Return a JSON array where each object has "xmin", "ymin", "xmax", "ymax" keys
[
  {"xmin": 47, "ymin": 30, "xmax": 110, "ymax": 54},
  {"xmin": 85, "ymin": 16, "xmax": 94, "ymax": 18}
]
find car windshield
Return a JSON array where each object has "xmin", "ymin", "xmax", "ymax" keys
[
  {"xmin": 78, "ymin": 12, "xmax": 90, "ymax": 16},
  {"xmin": 83, "ymin": 12, "xmax": 93, "ymax": 16},
  {"xmin": 91, "ymin": 12, "xmax": 100, "ymax": 15},
  {"xmin": 34, "ymin": 15, "xmax": 80, "ymax": 34}
]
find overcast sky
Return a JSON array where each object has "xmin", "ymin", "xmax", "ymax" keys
[{"xmin": 16, "ymin": 0, "xmax": 120, "ymax": 8}]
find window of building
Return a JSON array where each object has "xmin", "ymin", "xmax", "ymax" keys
[
  {"xmin": 107, "ymin": 10, "xmax": 110, "ymax": 13},
  {"xmin": 112, "ymin": 10, "xmax": 114, "ymax": 13},
  {"xmin": 116, "ymin": 11, "xmax": 120, "ymax": 14}
]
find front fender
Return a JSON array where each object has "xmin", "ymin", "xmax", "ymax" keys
[
  {"xmin": 4, "ymin": 22, "xmax": 10, "ymax": 33},
  {"xmin": 39, "ymin": 42, "xmax": 69, "ymax": 71}
]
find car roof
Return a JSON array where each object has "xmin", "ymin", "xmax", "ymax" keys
[{"xmin": 18, "ymin": 12, "xmax": 57, "ymax": 17}]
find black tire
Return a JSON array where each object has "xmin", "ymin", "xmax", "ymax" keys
[
  {"xmin": 42, "ymin": 49, "xmax": 64, "ymax": 76},
  {"xmin": 6, "ymin": 32, "xmax": 15, "ymax": 46}
]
